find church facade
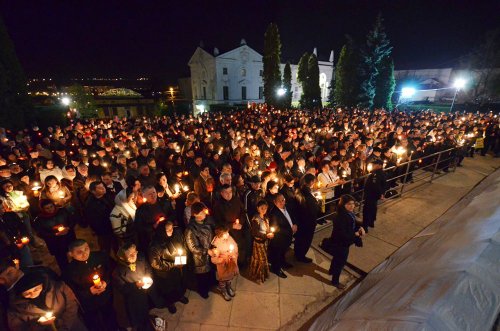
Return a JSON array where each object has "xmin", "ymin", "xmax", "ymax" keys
[{"xmin": 188, "ymin": 39, "xmax": 334, "ymax": 113}]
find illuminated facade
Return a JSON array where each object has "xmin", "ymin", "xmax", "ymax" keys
[{"xmin": 188, "ymin": 40, "xmax": 334, "ymax": 113}]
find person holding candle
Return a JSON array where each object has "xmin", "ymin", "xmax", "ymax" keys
[
  {"xmin": 0, "ymin": 203, "xmax": 34, "ymax": 268},
  {"xmin": 135, "ymin": 185, "xmax": 167, "ymax": 252},
  {"xmin": 32, "ymin": 200, "xmax": 75, "ymax": 269},
  {"xmin": 249, "ymin": 200, "xmax": 273, "ymax": 283},
  {"xmin": 113, "ymin": 242, "xmax": 162, "ymax": 330},
  {"xmin": 63, "ymin": 239, "xmax": 117, "ymax": 330},
  {"xmin": 149, "ymin": 221, "xmax": 189, "ymax": 314},
  {"xmin": 85, "ymin": 181, "xmax": 115, "ymax": 254},
  {"xmin": 39, "ymin": 176, "xmax": 72, "ymax": 209},
  {"xmin": 210, "ymin": 225, "xmax": 239, "ymax": 301},
  {"xmin": 362, "ymin": 159, "xmax": 387, "ymax": 233},
  {"xmin": 7, "ymin": 270, "xmax": 87, "ymax": 330},
  {"xmin": 185, "ymin": 202, "xmax": 216, "ymax": 299}
]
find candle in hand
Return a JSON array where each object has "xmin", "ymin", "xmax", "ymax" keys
[
  {"xmin": 58, "ymin": 190, "xmax": 65, "ymax": 199},
  {"xmin": 20, "ymin": 236, "xmax": 30, "ymax": 245},
  {"xmin": 38, "ymin": 311, "xmax": 54, "ymax": 323},
  {"xmin": 367, "ymin": 163, "xmax": 373, "ymax": 172},
  {"xmin": 92, "ymin": 274, "xmax": 101, "ymax": 287},
  {"xmin": 270, "ymin": 226, "xmax": 276, "ymax": 233},
  {"xmin": 229, "ymin": 244, "xmax": 235, "ymax": 253},
  {"xmin": 142, "ymin": 276, "xmax": 153, "ymax": 289},
  {"xmin": 57, "ymin": 225, "xmax": 65, "ymax": 233}
]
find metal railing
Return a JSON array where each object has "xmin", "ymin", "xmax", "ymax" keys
[{"xmin": 314, "ymin": 147, "xmax": 459, "ymax": 228}]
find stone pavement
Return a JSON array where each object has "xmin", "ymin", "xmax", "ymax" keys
[{"xmin": 32, "ymin": 155, "xmax": 499, "ymax": 331}]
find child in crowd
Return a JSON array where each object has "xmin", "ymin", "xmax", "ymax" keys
[{"xmin": 210, "ymin": 225, "xmax": 239, "ymax": 301}]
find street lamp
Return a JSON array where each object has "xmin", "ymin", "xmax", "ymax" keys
[
  {"xmin": 401, "ymin": 87, "xmax": 416, "ymax": 99},
  {"xmin": 450, "ymin": 78, "xmax": 466, "ymax": 112},
  {"xmin": 61, "ymin": 97, "xmax": 71, "ymax": 106},
  {"xmin": 277, "ymin": 87, "xmax": 286, "ymax": 97}
]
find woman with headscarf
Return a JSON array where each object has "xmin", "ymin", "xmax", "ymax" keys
[
  {"xmin": 110, "ymin": 186, "xmax": 138, "ymax": 247},
  {"xmin": 33, "ymin": 199, "xmax": 75, "ymax": 269},
  {"xmin": 7, "ymin": 270, "xmax": 87, "ymax": 330}
]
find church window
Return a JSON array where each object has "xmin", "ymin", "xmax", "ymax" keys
[
  {"xmin": 223, "ymin": 86, "xmax": 229, "ymax": 100},
  {"xmin": 242, "ymin": 86, "xmax": 247, "ymax": 100},
  {"xmin": 241, "ymin": 68, "xmax": 246, "ymax": 77},
  {"xmin": 259, "ymin": 70, "xmax": 263, "ymax": 77},
  {"xmin": 203, "ymin": 86, "xmax": 207, "ymax": 100},
  {"xmin": 223, "ymin": 68, "xmax": 228, "ymax": 75},
  {"xmin": 259, "ymin": 86, "xmax": 263, "ymax": 99}
]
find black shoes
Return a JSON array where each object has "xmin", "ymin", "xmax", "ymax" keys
[
  {"xmin": 296, "ymin": 256, "xmax": 313, "ymax": 263},
  {"xmin": 199, "ymin": 292, "xmax": 209, "ymax": 299},
  {"xmin": 331, "ymin": 282, "xmax": 346, "ymax": 290},
  {"xmin": 272, "ymin": 269, "xmax": 288, "ymax": 278},
  {"xmin": 167, "ymin": 304, "xmax": 177, "ymax": 314},
  {"xmin": 179, "ymin": 296, "xmax": 189, "ymax": 304}
]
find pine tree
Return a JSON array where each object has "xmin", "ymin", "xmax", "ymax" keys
[
  {"xmin": 335, "ymin": 38, "xmax": 361, "ymax": 107},
  {"xmin": 308, "ymin": 54, "xmax": 322, "ymax": 108},
  {"xmin": 263, "ymin": 23, "xmax": 282, "ymax": 107},
  {"xmin": 358, "ymin": 14, "xmax": 392, "ymax": 110},
  {"xmin": 297, "ymin": 52, "xmax": 310, "ymax": 108},
  {"xmin": 283, "ymin": 62, "xmax": 292, "ymax": 108},
  {"xmin": 0, "ymin": 17, "xmax": 30, "ymax": 129},
  {"xmin": 373, "ymin": 56, "xmax": 395, "ymax": 110}
]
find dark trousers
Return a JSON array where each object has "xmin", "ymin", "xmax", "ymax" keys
[
  {"xmin": 268, "ymin": 239, "xmax": 290, "ymax": 271},
  {"xmin": 83, "ymin": 302, "xmax": 118, "ymax": 331},
  {"xmin": 294, "ymin": 225, "xmax": 315, "ymax": 258},
  {"xmin": 195, "ymin": 271, "xmax": 213, "ymax": 297},
  {"xmin": 362, "ymin": 199, "xmax": 378, "ymax": 229},
  {"xmin": 329, "ymin": 245, "xmax": 349, "ymax": 284}
]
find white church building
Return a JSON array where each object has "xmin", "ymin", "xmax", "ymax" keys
[{"xmin": 188, "ymin": 39, "xmax": 334, "ymax": 113}]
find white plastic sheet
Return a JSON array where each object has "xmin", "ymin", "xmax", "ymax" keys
[{"xmin": 310, "ymin": 169, "xmax": 500, "ymax": 331}]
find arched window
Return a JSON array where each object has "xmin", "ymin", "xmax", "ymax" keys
[{"xmin": 241, "ymin": 68, "xmax": 246, "ymax": 77}]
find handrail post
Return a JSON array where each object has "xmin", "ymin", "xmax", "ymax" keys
[{"xmin": 430, "ymin": 151, "xmax": 442, "ymax": 183}]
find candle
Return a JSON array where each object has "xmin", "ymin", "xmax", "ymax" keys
[
  {"xmin": 174, "ymin": 184, "xmax": 180, "ymax": 193},
  {"xmin": 203, "ymin": 208, "xmax": 209, "ymax": 215},
  {"xmin": 142, "ymin": 197, "xmax": 147, "ymax": 203},
  {"xmin": 175, "ymin": 248, "xmax": 187, "ymax": 265},
  {"xmin": 13, "ymin": 258, "xmax": 19, "ymax": 268},
  {"xmin": 57, "ymin": 225, "xmax": 65, "ymax": 233},
  {"xmin": 102, "ymin": 162, "xmax": 108, "ymax": 168},
  {"xmin": 58, "ymin": 190, "xmax": 65, "ymax": 199},
  {"xmin": 92, "ymin": 274, "xmax": 101, "ymax": 287},
  {"xmin": 183, "ymin": 185, "xmax": 189, "ymax": 192},
  {"xmin": 38, "ymin": 311, "xmax": 54, "ymax": 323},
  {"xmin": 235, "ymin": 219, "xmax": 239, "ymax": 225},
  {"xmin": 367, "ymin": 163, "xmax": 373, "ymax": 172},
  {"xmin": 31, "ymin": 182, "xmax": 42, "ymax": 191},
  {"xmin": 270, "ymin": 226, "xmax": 275, "ymax": 233},
  {"xmin": 157, "ymin": 216, "xmax": 165, "ymax": 223},
  {"xmin": 183, "ymin": 171, "xmax": 189, "ymax": 176},
  {"xmin": 20, "ymin": 236, "xmax": 30, "ymax": 245},
  {"xmin": 141, "ymin": 276, "xmax": 153, "ymax": 289},
  {"xmin": 229, "ymin": 244, "xmax": 235, "ymax": 253},
  {"xmin": 342, "ymin": 171, "xmax": 347, "ymax": 178}
]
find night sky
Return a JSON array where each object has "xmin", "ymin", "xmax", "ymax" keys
[{"xmin": 1, "ymin": 0, "xmax": 499, "ymax": 83}]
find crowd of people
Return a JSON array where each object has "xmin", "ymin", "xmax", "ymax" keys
[{"xmin": 0, "ymin": 106, "xmax": 498, "ymax": 330}]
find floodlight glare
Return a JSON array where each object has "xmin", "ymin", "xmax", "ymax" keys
[
  {"xmin": 401, "ymin": 87, "xmax": 416, "ymax": 98},
  {"xmin": 453, "ymin": 78, "xmax": 466, "ymax": 90},
  {"xmin": 277, "ymin": 88, "xmax": 286, "ymax": 96},
  {"xmin": 61, "ymin": 97, "xmax": 71, "ymax": 106}
]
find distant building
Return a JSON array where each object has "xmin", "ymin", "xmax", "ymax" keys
[
  {"xmin": 188, "ymin": 39, "xmax": 334, "ymax": 113},
  {"xmin": 94, "ymin": 88, "xmax": 155, "ymax": 118}
]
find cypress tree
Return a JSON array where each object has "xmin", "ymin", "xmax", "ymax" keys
[
  {"xmin": 373, "ymin": 56, "xmax": 396, "ymax": 110},
  {"xmin": 263, "ymin": 23, "xmax": 282, "ymax": 107},
  {"xmin": 327, "ymin": 74, "xmax": 335, "ymax": 106},
  {"xmin": 283, "ymin": 62, "xmax": 292, "ymax": 108},
  {"xmin": 0, "ymin": 17, "xmax": 30, "ymax": 129},
  {"xmin": 308, "ymin": 54, "xmax": 322, "ymax": 108},
  {"xmin": 297, "ymin": 52, "xmax": 310, "ymax": 108},
  {"xmin": 358, "ymin": 14, "xmax": 392, "ymax": 110},
  {"xmin": 335, "ymin": 38, "xmax": 361, "ymax": 107}
]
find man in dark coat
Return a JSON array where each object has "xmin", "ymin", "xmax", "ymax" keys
[
  {"xmin": 149, "ymin": 222, "xmax": 189, "ymax": 314},
  {"xmin": 63, "ymin": 239, "xmax": 117, "ymax": 330},
  {"xmin": 268, "ymin": 193, "xmax": 297, "ymax": 278},
  {"xmin": 135, "ymin": 185, "xmax": 167, "ymax": 252},
  {"xmin": 362, "ymin": 159, "xmax": 386, "ymax": 232},
  {"xmin": 85, "ymin": 181, "xmax": 114, "ymax": 253},
  {"xmin": 294, "ymin": 174, "xmax": 320, "ymax": 263},
  {"xmin": 243, "ymin": 175, "xmax": 263, "ymax": 222},
  {"xmin": 213, "ymin": 184, "xmax": 250, "ymax": 266}
]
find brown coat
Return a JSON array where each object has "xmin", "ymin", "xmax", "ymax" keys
[{"xmin": 8, "ymin": 278, "xmax": 86, "ymax": 331}]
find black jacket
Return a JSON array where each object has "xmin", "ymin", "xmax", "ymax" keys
[
  {"xmin": 184, "ymin": 217, "xmax": 214, "ymax": 273},
  {"xmin": 331, "ymin": 209, "xmax": 360, "ymax": 247},
  {"xmin": 85, "ymin": 194, "xmax": 114, "ymax": 236},
  {"xmin": 268, "ymin": 206, "xmax": 296, "ymax": 249},
  {"xmin": 149, "ymin": 226, "xmax": 186, "ymax": 277},
  {"xmin": 295, "ymin": 186, "xmax": 320, "ymax": 230}
]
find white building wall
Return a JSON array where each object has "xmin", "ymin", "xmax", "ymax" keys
[{"xmin": 189, "ymin": 43, "xmax": 334, "ymax": 112}]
